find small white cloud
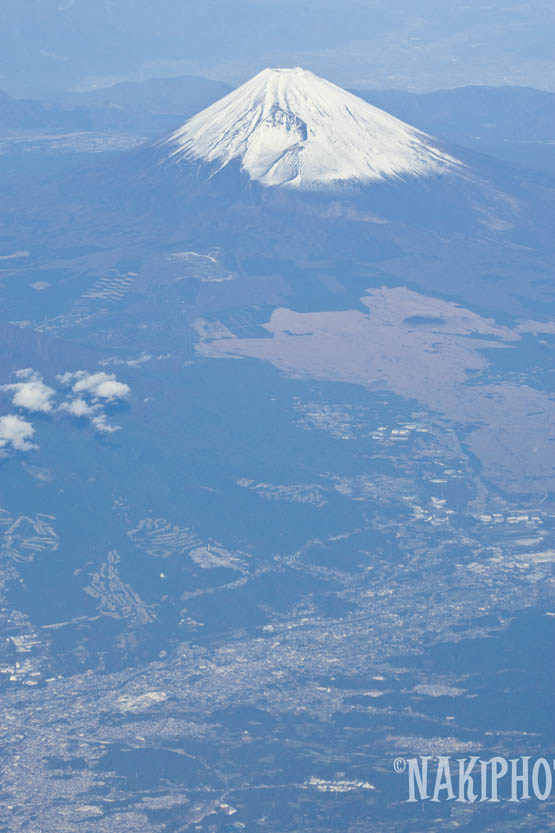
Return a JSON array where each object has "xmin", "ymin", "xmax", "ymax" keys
[
  {"xmin": 11, "ymin": 381, "xmax": 55, "ymax": 413},
  {"xmin": 58, "ymin": 370, "xmax": 129, "ymax": 434},
  {"xmin": 93, "ymin": 379, "xmax": 130, "ymax": 401},
  {"xmin": 59, "ymin": 397, "xmax": 120, "ymax": 433},
  {"xmin": 15, "ymin": 368, "xmax": 36, "ymax": 380},
  {"xmin": 0, "ymin": 414, "xmax": 36, "ymax": 452},
  {"xmin": 91, "ymin": 413, "xmax": 121, "ymax": 434},
  {"xmin": 59, "ymin": 398, "xmax": 97, "ymax": 418},
  {"xmin": 56, "ymin": 371, "xmax": 74, "ymax": 385},
  {"xmin": 58, "ymin": 371, "xmax": 130, "ymax": 402},
  {"xmin": 2, "ymin": 370, "xmax": 56, "ymax": 413}
]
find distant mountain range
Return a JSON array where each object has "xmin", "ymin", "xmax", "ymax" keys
[
  {"xmin": 357, "ymin": 85, "xmax": 555, "ymax": 173},
  {"xmin": 0, "ymin": 76, "xmax": 231, "ymax": 135},
  {"xmin": 1, "ymin": 74, "xmax": 554, "ymax": 173}
]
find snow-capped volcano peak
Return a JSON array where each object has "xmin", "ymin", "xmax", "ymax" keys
[{"xmin": 159, "ymin": 67, "xmax": 459, "ymax": 190}]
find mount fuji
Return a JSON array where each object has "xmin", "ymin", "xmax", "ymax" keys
[
  {"xmin": 157, "ymin": 67, "xmax": 460, "ymax": 190},
  {"xmin": 2, "ymin": 66, "xmax": 553, "ymax": 323}
]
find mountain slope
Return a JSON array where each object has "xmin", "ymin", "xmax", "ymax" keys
[{"xmin": 158, "ymin": 67, "xmax": 459, "ymax": 189}]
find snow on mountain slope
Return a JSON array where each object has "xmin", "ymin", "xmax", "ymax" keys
[{"xmin": 158, "ymin": 67, "xmax": 460, "ymax": 190}]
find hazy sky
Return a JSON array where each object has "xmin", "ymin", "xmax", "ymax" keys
[{"xmin": 2, "ymin": 0, "xmax": 554, "ymax": 96}]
